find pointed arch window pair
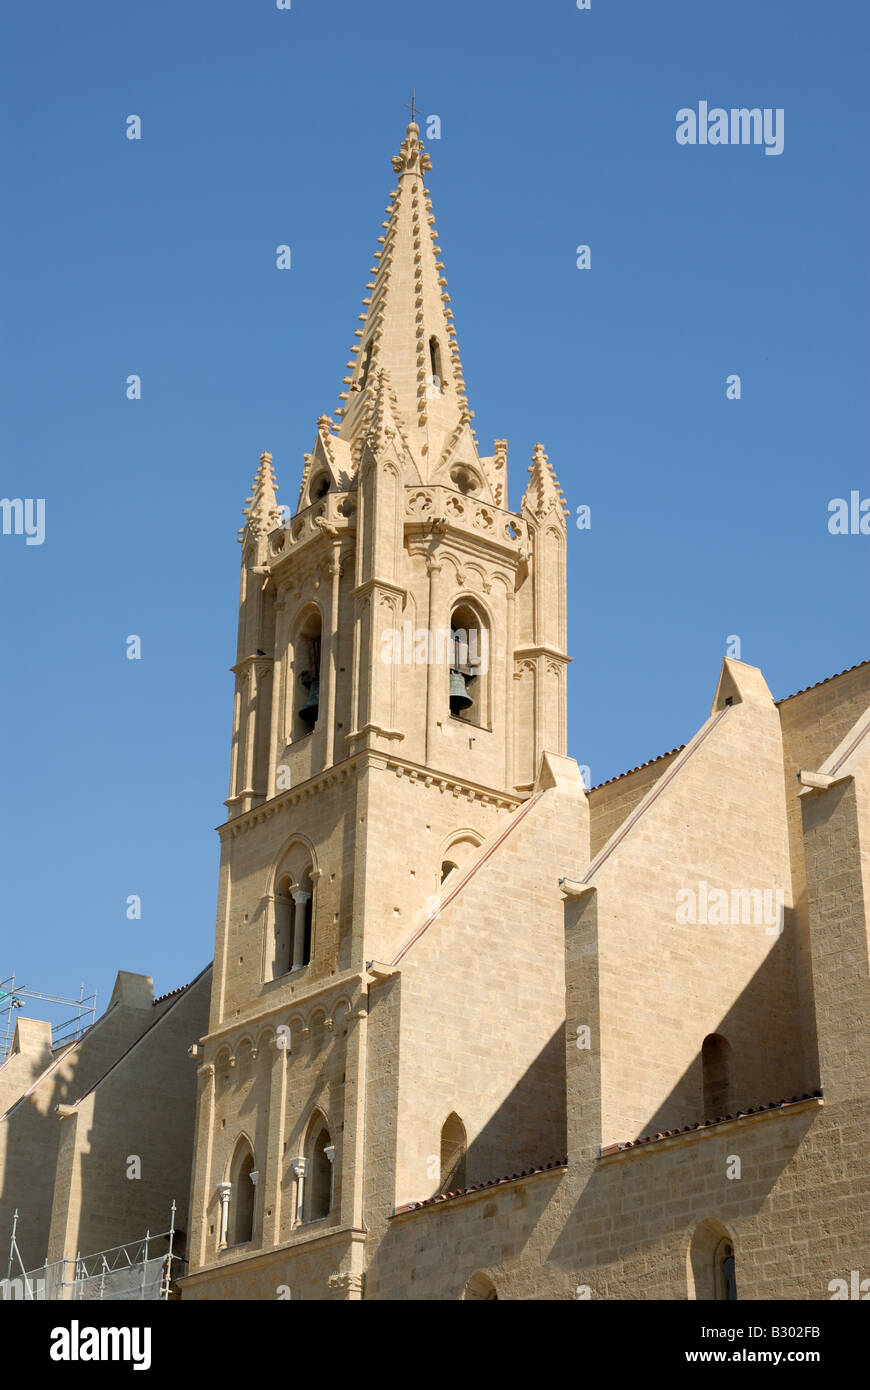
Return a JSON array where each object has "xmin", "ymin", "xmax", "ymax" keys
[
  {"xmin": 219, "ymin": 1139, "xmax": 257, "ymax": 1248},
  {"xmin": 273, "ymin": 868, "xmax": 313, "ymax": 977},
  {"xmin": 292, "ymin": 1112, "xmax": 336, "ymax": 1224}
]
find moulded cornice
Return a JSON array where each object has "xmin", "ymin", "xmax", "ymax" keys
[{"xmin": 201, "ymin": 967, "xmax": 367, "ymax": 1045}]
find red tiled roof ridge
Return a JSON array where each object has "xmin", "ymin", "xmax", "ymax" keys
[
  {"xmin": 153, "ymin": 980, "xmax": 194, "ymax": 1005},
  {"xmin": 590, "ymin": 746, "xmax": 685, "ymax": 792},
  {"xmin": 601, "ymin": 1090, "xmax": 823, "ymax": 1156},
  {"xmin": 393, "ymin": 1156, "xmax": 568, "ymax": 1214},
  {"xmin": 774, "ymin": 658, "xmax": 869, "ymax": 704}
]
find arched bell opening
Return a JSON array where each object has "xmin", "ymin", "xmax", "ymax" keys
[
  {"xmin": 292, "ymin": 609, "xmax": 322, "ymax": 740},
  {"xmin": 448, "ymin": 601, "xmax": 489, "ymax": 727}
]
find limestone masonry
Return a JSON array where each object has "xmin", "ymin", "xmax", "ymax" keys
[{"xmin": 3, "ymin": 121, "xmax": 868, "ymax": 1301}]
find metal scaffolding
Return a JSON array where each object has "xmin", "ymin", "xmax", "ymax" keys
[
  {"xmin": 1, "ymin": 1204, "xmax": 183, "ymax": 1301},
  {"xmin": 0, "ymin": 975, "xmax": 97, "ymax": 1062}
]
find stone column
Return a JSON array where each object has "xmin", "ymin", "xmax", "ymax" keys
[
  {"xmin": 324, "ymin": 1144, "xmax": 336, "ymax": 1209},
  {"xmin": 290, "ymin": 1157, "xmax": 306, "ymax": 1224},
  {"xmin": 217, "ymin": 1183, "xmax": 232, "ymax": 1248},
  {"xmin": 291, "ymin": 889, "xmax": 311, "ymax": 970}
]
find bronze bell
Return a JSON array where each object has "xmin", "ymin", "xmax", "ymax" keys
[
  {"xmin": 299, "ymin": 675, "xmax": 319, "ymax": 725},
  {"xmin": 449, "ymin": 670, "xmax": 472, "ymax": 714}
]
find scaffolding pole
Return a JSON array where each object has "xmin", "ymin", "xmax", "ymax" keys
[
  {"xmin": 1, "ymin": 1207, "xmax": 183, "ymax": 1302},
  {"xmin": 0, "ymin": 974, "xmax": 97, "ymax": 1061}
]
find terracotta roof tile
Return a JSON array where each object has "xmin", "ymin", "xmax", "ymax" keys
[
  {"xmin": 600, "ymin": 1090, "xmax": 823, "ymax": 1156},
  {"xmin": 774, "ymin": 659, "xmax": 870, "ymax": 705},
  {"xmin": 393, "ymin": 1157, "xmax": 567, "ymax": 1215},
  {"xmin": 589, "ymin": 747, "xmax": 684, "ymax": 792},
  {"xmin": 153, "ymin": 982, "xmax": 191, "ymax": 1006}
]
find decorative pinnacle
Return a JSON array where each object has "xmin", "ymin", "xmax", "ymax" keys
[
  {"xmin": 391, "ymin": 122, "xmax": 432, "ymax": 176},
  {"xmin": 240, "ymin": 450, "xmax": 281, "ymax": 540},
  {"xmin": 524, "ymin": 442, "xmax": 569, "ymax": 521}
]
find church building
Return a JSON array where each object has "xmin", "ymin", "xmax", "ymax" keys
[{"xmin": 164, "ymin": 119, "xmax": 870, "ymax": 1301}]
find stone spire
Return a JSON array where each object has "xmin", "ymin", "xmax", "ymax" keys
[
  {"xmin": 333, "ymin": 121, "xmax": 479, "ymax": 481},
  {"xmin": 238, "ymin": 451, "xmax": 282, "ymax": 543}
]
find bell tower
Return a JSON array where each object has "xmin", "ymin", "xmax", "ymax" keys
[
  {"xmin": 187, "ymin": 120, "xmax": 572, "ymax": 1289},
  {"xmin": 225, "ymin": 120, "xmax": 570, "ymax": 810}
]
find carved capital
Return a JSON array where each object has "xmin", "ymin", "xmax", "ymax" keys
[{"xmin": 328, "ymin": 1271, "xmax": 365, "ymax": 1296}]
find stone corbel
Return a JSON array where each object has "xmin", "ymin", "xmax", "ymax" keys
[
  {"xmin": 365, "ymin": 961, "xmax": 401, "ymax": 984},
  {"xmin": 559, "ymin": 877, "xmax": 594, "ymax": 901}
]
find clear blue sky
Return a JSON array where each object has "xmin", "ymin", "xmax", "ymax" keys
[{"xmin": 1, "ymin": 1, "xmax": 867, "ymax": 1023}]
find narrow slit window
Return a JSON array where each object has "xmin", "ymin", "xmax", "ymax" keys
[{"xmin": 428, "ymin": 336, "xmax": 443, "ymax": 394}]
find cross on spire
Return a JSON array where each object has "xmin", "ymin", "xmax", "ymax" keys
[{"xmin": 404, "ymin": 88, "xmax": 420, "ymax": 126}]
